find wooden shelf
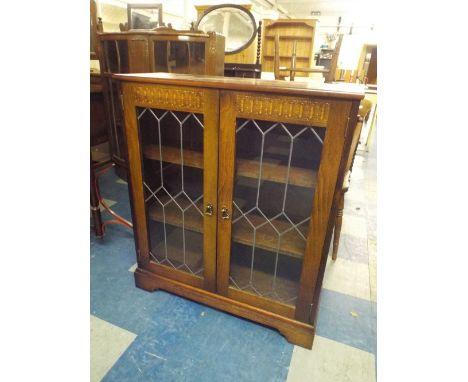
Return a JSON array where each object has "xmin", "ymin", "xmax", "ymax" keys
[
  {"xmin": 279, "ymin": 66, "xmax": 329, "ymax": 74},
  {"xmin": 148, "ymin": 200, "xmax": 307, "ymax": 258},
  {"xmin": 263, "ymin": 55, "xmax": 309, "ymax": 60},
  {"xmin": 144, "ymin": 145, "xmax": 317, "ymax": 188},
  {"xmin": 231, "ymin": 212, "xmax": 307, "ymax": 258},
  {"xmin": 230, "ymin": 262, "xmax": 300, "ymax": 303},
  {"xmin": 264, "ymin": 35, "xmax": 313, "ymax": 41},
  {"xmin": 149, "ymin": 228, "xmax": 204, "ymax": 272},
  {"xmin": 148, "ymin": 197, "xmax": 203, "ymax": 234},
  {"xmin": 144, "ymin": 145, "xmax": 204, "ymax": 169}
]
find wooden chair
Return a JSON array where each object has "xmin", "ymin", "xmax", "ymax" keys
[
  {"xmin": 91, "ymin": 156, "xmax": 104, "ymax": 238},
  {"xmin": 274, "ymin": 34, "xmax": 343, "ymax": 83},
  {"xmin": 331, "ymin": 98, "xmax": 373, "ymax": 260}
]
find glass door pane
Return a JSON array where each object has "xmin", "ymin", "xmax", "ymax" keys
[
  {"xmin": 137, "ymin": 108, "xmax": 205, "ymax": 277},
  {"xmin": 153, "ymin": 41, "xmax": 169, "ymax": 72},
  {"xmin": 153, "ymin": 41, "xmax": 206, "ymax": 75},
  {"xmin": 103, "ymin": 40, "xmax": 129, "ymax": 73},
  {"xmin": 229, "ymin": 118, "xmax": 326, "ymax": 306},
  {"xmin": 102, "ymin": 39, "xmax": 129, "ymax": 166}
]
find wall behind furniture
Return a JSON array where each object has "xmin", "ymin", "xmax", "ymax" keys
[
  {"xmin": 96, "ymin": 0, "xmax": 193, "ymax": 31},
  {"xmin": 93, "ymin": 1, "xmax": 377, "ymax": 77},
  {"xmin": 95, "ymin": 0, "xmax": 273, "ymax": 38}
]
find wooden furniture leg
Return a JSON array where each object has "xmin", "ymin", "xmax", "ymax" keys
[
  {"xmin": 332, "ymin": 191, "xmax": 345, "ymax": 261},
  {"xmin": 289, "ymin": 40, "xmax": 297, "ymax": 81},
  {"xmin": 90, "ymin": 159, "xmax": 104, "ymax": 238}
]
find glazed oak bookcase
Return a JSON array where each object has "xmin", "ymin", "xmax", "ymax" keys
[{"xmin": 115, "ymin": 72, "xmax": 364, "ymax": 348}]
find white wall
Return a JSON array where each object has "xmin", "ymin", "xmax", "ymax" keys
[
  {"xmin": 96, "ymin": 0, "xmax": 194, "ymax": 30},
  {"xmin": 95, "ymin": 0, "xmax": 377, "ymax": 71}
]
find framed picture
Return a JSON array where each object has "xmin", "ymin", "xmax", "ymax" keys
[{"xmin": 127, "ymin": 3, "xmax": 163, "ymax": 30}]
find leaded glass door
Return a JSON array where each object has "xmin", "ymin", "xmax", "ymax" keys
[
  {"xmin": 123, "ymin": 84, "xmax": 219, "ymax": 291},
  {"xmin": 217, "ymin": 91, "xmax": 350, "ymax": 321}
]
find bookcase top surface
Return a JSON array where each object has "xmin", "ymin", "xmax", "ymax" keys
[
  {"xmin": 114, "ymin": 72, "xmax": 365, "ymax": 100},
  {"xmin": 98, "ymin": 31, "xmax": 212, "ymax": 38}
]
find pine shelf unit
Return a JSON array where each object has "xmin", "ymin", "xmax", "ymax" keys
[{"xmin": 261, "ymin": 19, "xmax": 318, "ymax": 73}]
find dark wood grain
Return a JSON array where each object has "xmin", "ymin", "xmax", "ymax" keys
[{"xmin": 144, "ymin": 144, "xmax": 317, "ymax": 188}]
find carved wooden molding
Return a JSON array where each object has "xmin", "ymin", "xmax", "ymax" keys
[
  {"xmin": 235, "ymin": 93, "xmax": 330, "ymax": 126},
  {"xmin": 128, "ymin": 84, "xmax": 205, "ymax": 112},
  {"xmin": 265, "ymin": 20, "xmax": 316, "ymax": 30}
]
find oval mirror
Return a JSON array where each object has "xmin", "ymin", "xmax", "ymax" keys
[{"xmin": 196, "ymin": 4, "xmax": 257, "ymax": 55}]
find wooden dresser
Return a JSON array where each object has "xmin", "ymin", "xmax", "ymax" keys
[
  {"xmin": 262, "ymin": 19, "xmax": 318, "ymax": 74},
  {"xmin": 98, "ymin": 29, "xmax": 225, "ymax": 178},
  {"xmin": 90, "ymin": 72, "xmax": 108, "ymax": 147},
  {"xmin": 115, "ymin": 72, "xmax": 364, "ymax": 348}
]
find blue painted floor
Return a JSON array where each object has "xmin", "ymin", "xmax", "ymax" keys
[{"xmin": 91, "ymin": 135, "xmax": 377, "ymax": 381}]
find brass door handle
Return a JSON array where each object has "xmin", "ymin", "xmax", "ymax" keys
[
  {"xmin": 221, "ymin": 207, "xmax": 230, "ymax": 220},
  {"xmin": 205, "ymin": 203, "xmax": 214, "ymax": 216}
]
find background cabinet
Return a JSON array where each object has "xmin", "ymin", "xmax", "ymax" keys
[
  {"xmin": 98, "ymin": 29, "xmax": 225, "ymax": 179},
  {"xmin": 118, "ymin": 73, "xmax": 364, "ymax": 348},
  {"xmin": 90, "ymin": 73, "xmax": 108, "ymax": 147},
  {"xmin": 356, "ymin": 44, "xmax": 377, "ymax": 85},
  {"xmin": 316, "ymin": 47, "xmax": 335, "ymax": 70},
  {"xmin": 261, "ymin": 19, "xmax": 317, "ymax": 74}
]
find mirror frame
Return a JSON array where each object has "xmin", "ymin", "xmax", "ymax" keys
[
  {"xmin": 195, "ymin": 4, "xmax": 258, "ymax": 55},
  {"xmin": 127, "ymin": 3, "xmax": 163, "ymax": 30}
]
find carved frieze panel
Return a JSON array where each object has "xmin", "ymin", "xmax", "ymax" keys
[
  {"xmin": 127, "ymin": 84, "xmax": 205, "ymax": 112},
  {"xmin": 235, "ymin": 93, "xmax": 330, "ymax": 127}
]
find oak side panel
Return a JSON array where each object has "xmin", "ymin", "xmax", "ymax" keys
[
  {"xmin": 309, "ymin": 100, "xmax": 361, "ymax": 326},
  {"xmin": 128, "ymin": 38, "xmax": 150, "ymax": 73},
  {"xmin": 295, "ymin": 100, "xmax": 353, "ymax": 322}
]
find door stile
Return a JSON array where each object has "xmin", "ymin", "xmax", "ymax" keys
[
  {"xmin": 294, "ymin": 100, "xmax": 353, "ymax": 323},
  {"xmin": 122, "ymin": 82, "xmax": 151, "ymax": 267},
  {"xmin": 202, "ymin": 89, "xmax": 220, "ymax": 292},
  {"xmin": 216, "ymin": 91, "xmax": 237, "ymax": 295}
]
